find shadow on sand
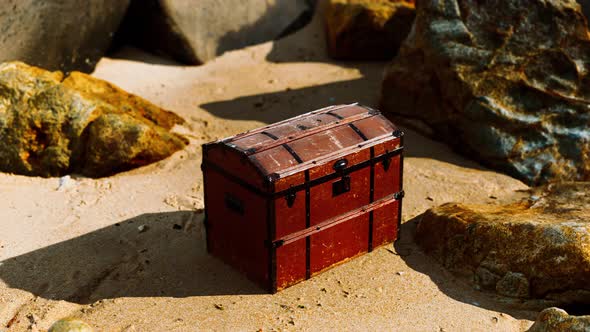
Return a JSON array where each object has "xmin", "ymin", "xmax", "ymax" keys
[{"xmin": 0, "ymin": 211, "xmax": 264, "ymax": 304}]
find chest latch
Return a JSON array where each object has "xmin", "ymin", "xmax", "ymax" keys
[
  {"xmin": 332, "ymin": 159, "xmax": 351, "ymax": 197},
  {"xmin": 286, "ymin": 187, "xmax": 297, "ymax": 208}
]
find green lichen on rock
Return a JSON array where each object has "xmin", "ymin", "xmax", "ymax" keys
[
  {"xmin": 0, "ymin": 61, "xmax": 187, "ymax": 178},
  {"xmin": 380, "ymin": 0, "xmax": 590, "ymax": 185},
  {"xmin": 415, "ymin": 182, "xmax": 590, "ymax": 305},
  {"xmin": 325, "ymin": 0, "xmax": 415, "ymax": 60},
  {"xmin": 528, "ymin": 308, "xmax": 590, "ymax": 332},
  {"xmin": 49, "ymin": 318, "xmax": 93, "ymax": 332}
]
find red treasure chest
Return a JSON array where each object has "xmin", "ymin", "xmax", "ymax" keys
[{"xmin": 202, "ymin": 103, "xmax": 404, "ymax": 292}]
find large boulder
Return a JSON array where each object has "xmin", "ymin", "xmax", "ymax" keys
[
  {"xmin": 116, "ymin": 0, "xmax": 312, "ymax": 64},
  {"xmin": 0, "ymin": 0, "xmax": 130, "ymax": 73},
  {"xmin": 325, "ymin": 0, "xmax": 415, "ymax": 60},
  {"xmin": 0, "ymin": 62, "xmax": 187, "ymax": 178},
  {"xmin": 528, "ymin": 308, "xmax": 590, "ymax": 332},
  {"xmin": 380, "ymin": 0, "xmax": 590, "ymax": 185},
  {"xmin": 415, "ymin": 182, "xmax": 590, "ymax": 305}
]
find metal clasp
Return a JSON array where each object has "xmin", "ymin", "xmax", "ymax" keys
[{"xmin": 286, "ymin": 187, "xmax": 296, "ymax": 207}]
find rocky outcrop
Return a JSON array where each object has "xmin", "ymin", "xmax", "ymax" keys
[
  {"xmin": 0, "ymin": 62, "xmax": 187, "ymax": 178},
  {"xmin": 325, "ymin": 0, "xmax": 415, "ymax": 60},
  {"xmin": 415, "ymin": 182, "xmax": 590, "ymax": 305},
  {"xmin": 380, "ymin": 0, "xmax": 590, "ymax": 185},
  {"xmin": 117, "ymin": 0, "xmax": 312, "ymax": 64},
  {"xmin": 528, "ymin": 308, "xmax": 590, "ymax": 332},
  {"xmin": 0, "ymin": 0, "xmax": 129, "ymax": 73}
]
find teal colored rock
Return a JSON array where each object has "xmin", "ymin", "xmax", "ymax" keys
[{"xmin": 381, "ymin": 0, "xmax": 590, "ymax": 185}]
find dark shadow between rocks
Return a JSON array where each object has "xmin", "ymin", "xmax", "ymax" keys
[
  {"xmin": 394, "ymin": 215, "xmax": 538, "ymax": 321},
  {"xmin": 0, "ymin": 211, "xmax": 264, "ymax": 304}
]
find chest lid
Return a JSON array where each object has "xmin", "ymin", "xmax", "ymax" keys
[{"xmin": 205, "ymin": 103, "xmax": 401, "ymax": 181}]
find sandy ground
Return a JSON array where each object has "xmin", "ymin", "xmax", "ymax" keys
[{"xmin": 0, "ymin": 6, "xmax": 540, "ymax": 332}]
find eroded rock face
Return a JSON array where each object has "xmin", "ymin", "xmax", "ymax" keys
[
  {"xmin": 325, "ymin": 0, "xmax": 415, "ymax": 60},
  {"xmin": 117, "ymin": 0, "xmax": 311, "ymax": 64},
  {"xmin": 0, "ymin": 62, "xmax": 187, "ymax": 178},
  {"xmin": 415, "ymin": 182, "xmax": 590, "ymax": 304},
  {"xmin": 380, "ymin": 0, "xmax": 590, "ymax": 185},
  {"xmin": 528, "ymin": 308, "xmax": 590, "ymax": 332},
  {"xmin": 0, "ymin": 0, "xmax": 129, "ymax": 73}
]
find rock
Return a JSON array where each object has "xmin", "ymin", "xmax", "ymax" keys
[
  {"xmin": 0, "ymin": 61, "xmax": 187, "ymax": 178},
  {"xmin": 0, "ymin": 0, "xmax": 129, "ymax": 73},
  {"xmin": 325, "ymin": 0, "xmax": 415, "ymax": 60},
  {"xmin": 528, "ymin": 308, "xmax": 590, "ymax": 332},
  {"xmin": 415, "ymin": 182, "xmax": 590, "ymax": 304},
  {"xmin": 380, "ymin": 0, "xmax": 590, "ymax": 185},
  {"xmin": 496, "ymin": 272, "xmax": 529, "ymax": 298},
  {"xmin": 49, "ymin": 318, "xmax": 93, "ymax": 332},
  {"xmin": 578, "ymin": 1, "xmax": 590, "ymax": 26},
  {"xmin": 117, "ymin": 0, "xmax": 312, "ymax": 64}
]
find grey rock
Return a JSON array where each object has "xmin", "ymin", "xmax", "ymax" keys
[
  {"xmin": 0, "ymin": 0, "xmax": 130, "ymax": 73},
  {"xmin": 118, "ymin": 0, "xmax": 311, "ymax": 64},
  {"xmin": 380, "ymin": 0, "xmax": 590, "ymax": 185}
]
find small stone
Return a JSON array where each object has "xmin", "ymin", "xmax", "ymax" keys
[
  {"xmin": 49, "ymin": 318, "xmax": 93, "ymax": 332},
  {"xmin": 426, "ymin": 196, "xmax": 434, "ymax": 201},
  {"xmin": 214, "ymin": 304, "xmax": 224, "ymax": 310},
  {"xmin": 396, "ymin": 271, "xmax": 405, "ymax": 276},
  {"xmin": 137, "ymin": 225, "xmax": 148, "ymax": 233},
  {"xmin": 496, "ymin": 272, "xmax": 529, "ymax": 298}
]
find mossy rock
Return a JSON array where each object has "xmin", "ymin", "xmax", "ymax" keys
[{"xmin": 0, "ymin": 61, "xmax": 188, "ymax": 178}]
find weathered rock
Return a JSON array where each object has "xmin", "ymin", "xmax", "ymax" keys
[
  {"xmin": 528, "ymin": 308, "xmax": 590, "ymax": 332},
  {"xmin": 380, "ymin": 0, "xmax": 590, "ymax": 185},
  {"xmin": 0, "ymin": 61, "xmax": 187, "ymax": 178},
  {"xmin": 0, "ymin": 0, "xmax": 129, "ymax": 73},
  {"xmin": 578, "ymin": 1, "xmax": 590, "ymax": 26},
  {"xmin": 415, "ymin": 182, "xmax": 590, "ymax": 305},
  {"xmin": 117, "ymin": 0, "xmax": 312, "ymax": 64},
  {"xmin": 49, "ymin": 318, "xmax": 93, "ymax": 332},
  {"xmin": 325, "ymin": 0, "xmax": 415, "ymax": 60}
]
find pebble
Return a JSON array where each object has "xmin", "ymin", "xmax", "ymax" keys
[{"xmin": 137, "ymin": 225, "xmax": 148, "ymax": 233}]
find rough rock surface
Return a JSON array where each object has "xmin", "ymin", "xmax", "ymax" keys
[
  {"xmin": 0, "ymin": 62, "xmax": 187, "ymax": 178},
  {"xmin": 528, "ymin": 308, "xmax": 590, "ymax": 332},
  {"xmin": 380, "ymin": 0, "xmax": 590, "ymax": 185},
  {"xmin": 117, "ymin": 0, "xmax": 311, "ymax": 64},
  {"xmin": 0, "ymin": 0, "xmax": 129, "ymax": 73},
  {"xmin": 415, "ymin": 182, "xmax": 590, "ymax": 304},
  {"xmin": 325, "ymin": 0, "xmax": 415, "ymax": 60},
  {"xmin": 49, "ymin": 318, "xmax": 93, "ymax": 332}
]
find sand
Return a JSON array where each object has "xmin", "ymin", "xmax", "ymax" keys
[{"xmin": 0, "ymin": 5, "xmax": 538, "ymax": 332}]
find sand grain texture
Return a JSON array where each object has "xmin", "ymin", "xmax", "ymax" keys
[{"xmin": 0, "ymin": 4, "xmax": 535, "ymax": 331}]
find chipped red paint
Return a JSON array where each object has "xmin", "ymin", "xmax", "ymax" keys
[{"xmin": 202, "ymin": 104, "xmax": 404, "ymax": 292}]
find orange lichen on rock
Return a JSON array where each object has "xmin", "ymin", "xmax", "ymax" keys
[
  {"xmin": 0, "ymin": 61, "xmax": 187, "ymax": 178},
  {"xmin": 416, "ymin": 182, "xmax": 590, "ymax": 305},
  {"xmin": 325, "ymin": 0, "xmax": 415, "ymax": 60}
]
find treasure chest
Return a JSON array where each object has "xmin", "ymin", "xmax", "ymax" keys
[{"xmin": 201, "ymin": 103, "xmax": 404, "ymax": 292}]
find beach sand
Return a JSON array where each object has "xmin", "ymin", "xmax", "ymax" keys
[{"xmin": 0, "ymin": 5, "xmax": 537, "ymax": 331}]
